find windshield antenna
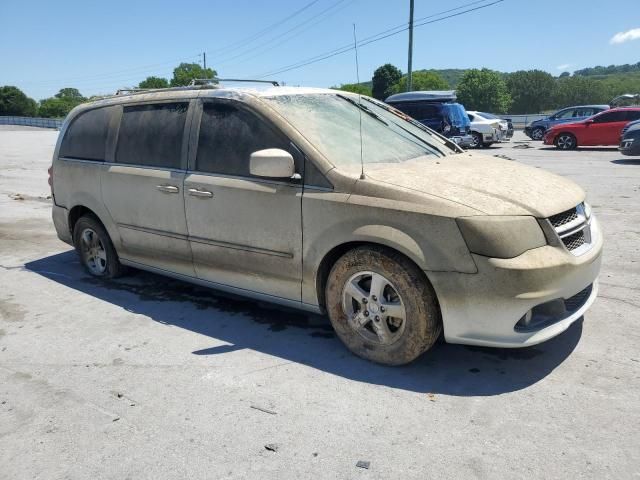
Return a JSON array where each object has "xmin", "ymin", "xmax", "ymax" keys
[{"xmin": 353, "ymin": 23, "xmax": 365, "ymax": 180}]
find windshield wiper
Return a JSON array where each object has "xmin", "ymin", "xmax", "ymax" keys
[
  {"xmin": 362, "ymin": 98, "xmax": 462, "ymax": 154},
  {"xmin": 337, "ymin": 94, "xmax": 389, "ymax": 126}
]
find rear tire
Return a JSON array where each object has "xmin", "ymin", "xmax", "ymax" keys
[
  {"xmin": 470, "ymin": 131, "xmax": 483, "ymax": 148},
  {"xmin": 73, "ymin": 215, "xmax": 126, "ymax": 279},
  {"xmin": 554, "ymin": 133, "xmax": 577, "ymax": 150},
  {"xmin": 325, "ymin": 246, "xmax": 442, "ymax": 365}
]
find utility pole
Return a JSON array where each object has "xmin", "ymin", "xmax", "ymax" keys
[
  {"xmin": 407, "ymin": 0, "xmax": 414, "ymax": 92},
  {"xmin": 203, "ymin": 52, "xmax": 207, "ymax": 70}
]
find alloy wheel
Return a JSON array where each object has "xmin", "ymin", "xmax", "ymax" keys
[
  {"xmin": 80, "ymin": 228, "xmax": 107, "ymax": 275},
  {"xmin": 556, "ymin": 134, "xmax": 575, "ymax": 150},
  {"xmin": 341, "ymin": 271, "xmax": 406, "ymax": 345}
]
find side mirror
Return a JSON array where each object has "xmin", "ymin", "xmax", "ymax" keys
[
  {"xmin": 249, "ymin": 149, "xmax": 295, "ymax": 178},
  {"xmin": 585, "ymin": 119, "xmax": 594, "ymax": 125}
]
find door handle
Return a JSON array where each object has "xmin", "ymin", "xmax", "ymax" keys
[
  {"xmin": 188, "ymin": 188, "xmax": 214, "ymax": 198},
  {"xmin": 157, "ymin": 184, "xmax": 179, "ymax": 194}
]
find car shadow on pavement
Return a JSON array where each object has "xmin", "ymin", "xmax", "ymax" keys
[
  {"xmin": 611, "ymin": 158, "xmax": 640, "ymax": 165},
  {"xmin": 539, "ymin": 147, "xmax": 619, "ymax": 152},
  {"xmin": 25, "ymin": 251, "xmax": 583, "ymax": 397}
]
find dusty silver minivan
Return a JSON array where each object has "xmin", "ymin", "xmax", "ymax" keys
[{"xmin": 50, "ymin": 85, "xmax": 602, "ymax": 365}]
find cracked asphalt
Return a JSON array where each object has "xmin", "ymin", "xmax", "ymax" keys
[{"xmin": 1, "ymin": 126, "xmax": 639, "ymax": 479}]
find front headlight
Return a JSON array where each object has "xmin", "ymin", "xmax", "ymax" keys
[{"xmin": 456, "ymin": 216, "xmax": 547, "ymax": 259}]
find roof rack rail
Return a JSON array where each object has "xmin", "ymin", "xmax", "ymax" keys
[
  {"xmin": 189, "ymin": 78, "xmax": 279, "ymax": 87},
  {"xmin": 111, "ymin": 78, "xmax": 279, "ymax": 97},
  {"xmin": 114, "ymin": 85, "xmax": 203, "ymax": 96}
]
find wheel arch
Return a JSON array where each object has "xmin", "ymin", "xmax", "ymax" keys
[
  {"xmin": 67, "ymin": 204, "xmax": 118, "ymax": 248},
  {"xmin": 314, "ymin": 240, "xmax": 436, "ymax": 312},
  {"xmin": 554, "ymin": 131, "xmax": 578, "ymax": 148}
]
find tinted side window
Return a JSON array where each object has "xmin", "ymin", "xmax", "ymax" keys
[
  {"xmin": 59, "ymin": 107, "xmax": 114, "ymax": 161},
  {"xmin": 556, "ymin": 109, "xmax": 575, "ymax": 119},
  {"xmin": 414, "ymin": 104, "xmax": 440, "ymax": 119},
  {"xmin": 116, "ymin": 102, "xmax": 188, "ymax": 169},
  {"xmin": 624, "ymin": 110, "xmax": 640, "ymax": 121},
  {"xmin": 196, "ymin": 102, "xmax": 291, "ymax": 177},
  {"xmin": 593, "ymin": 111, "xmax": 627, "ymax": 123}
]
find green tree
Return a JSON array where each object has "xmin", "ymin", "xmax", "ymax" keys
[
  {"xmin": 506, "ymin": 70, "xmax": 556, "ymax": 113},
  {"xmin": 38, "ymin": 87, "xmax": 87, "ymax": 118},
  {"xmin": 139, "ymin": 76, "xmax": 169, "ymax": 89},
  {"xmin": 331, "ymin": 83, "xmax": 372, "ymax": 96},
  {"xmin": 393, "ymin": 71, "xmax": 449, "ymax": 93},
  {"xmin": 0, "ymin": 86, "xmax": 38, "ymax": 116},
  {"xmin": 554, "ymin": 76, "xmax": 608, "ymax": 107},
  {"xmin": 371, "ymin": 63, "xmax": 402, "ymax": 100},
  {"xmin": 170, "ymin": 63, "xmax": 217, "ymax": 87},
  {"xmin": 55, "ymin": 88, "xmax": 85, "ymax": 101},
  {"xmin": 456, "ymin": 68, "xmax": 512, "ymax": 113},
  {"xmin": 559, "ymin": 71, "xmax": 570, "ymax": 78}
]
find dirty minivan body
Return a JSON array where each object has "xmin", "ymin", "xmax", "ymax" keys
[{"xmin": 50, "ymin": 85, "xmax": 602, "ymax": 365}]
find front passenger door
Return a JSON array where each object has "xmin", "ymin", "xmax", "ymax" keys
[
  {"xmin": 589, "ymin": 111, "xmax": 628, "ymax": 145},
  {"xmin": 183, "ymin": 100, "xmax": 303, "ymax": 301}
]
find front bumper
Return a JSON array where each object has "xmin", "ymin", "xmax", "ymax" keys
[
  {"xmin": 619, "ymin": 137, "xmax": 639, "ymax": 156},
  {"xmin": 428, "ymin": 216, "xmax": 603, "ymax": 348},
  {"xmin": 543, "ymin": 132, "xmax": 555, "ymax": 145}
]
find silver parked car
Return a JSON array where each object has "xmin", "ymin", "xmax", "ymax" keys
[{"xmin": 50, "ymin": 84, "xmax": 603, "ymax": 365}]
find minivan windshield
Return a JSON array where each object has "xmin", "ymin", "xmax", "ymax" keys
[{"xmin": 263, "ymin": 93, "xmax": 453, "ymax": 168}]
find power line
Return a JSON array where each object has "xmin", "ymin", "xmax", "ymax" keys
[
  {"xmin": 204, "ymin": 0, "xmax": 322, "ymax": 57},
  {"xmin": 255, "ymin": 0, "xmax": 503, "ymax": 79},
  {"xmin": 210, "ymin": 0, "xmax": 354, "ymax": 67}
]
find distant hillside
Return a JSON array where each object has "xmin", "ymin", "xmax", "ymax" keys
[{"xmin": 574, "ymin": 62, "xmax": 640, "ymax": 77}]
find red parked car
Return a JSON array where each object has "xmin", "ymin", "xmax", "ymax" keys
[{"xmin": 543, "ymin": 107, "xmax": 640, "ymax": 150}]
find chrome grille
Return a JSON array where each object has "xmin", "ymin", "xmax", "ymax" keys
[
  {"xmin": 547, "ymin": 203, "xmax": 593, "ymax": 256},
  {"xmin": 549, "ymin": 208, "xmax": 578, "ymax": 228},
  {"xmin": 562, "ymin": 230, "xmax": 586, "ymax": 251}
]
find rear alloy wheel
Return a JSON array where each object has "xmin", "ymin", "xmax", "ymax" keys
[
  {"xmin": 531, "ymin": 127, "xmax": 545, "ymax": 140},
  {"xmin": 73, "ymin": 215, "xmax": 126, "ymax": 279},
  {"xmin": 325, "ymin": 246, "xmax": 441, "ymax": 365},
  {"xmin": 555, "ymin": 133, "xmax": 577, "ymax": 150},
  {"xmin": 470, "ymin": 132, "xmax": 483, "ymax": 148}
]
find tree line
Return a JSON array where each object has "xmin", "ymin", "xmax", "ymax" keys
[
  {"xmin": 0, "ymin": 63, "xmax": 216, "ymax": 118},
  {"xmin": 335, "ymin": 62, "xmax": 640, "ymax": 114},
  {"xmin": 2, "ymin": 60, "xmax": 639, "ymax": 118}
]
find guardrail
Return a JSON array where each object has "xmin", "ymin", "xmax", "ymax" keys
[
  {"xmin": 0, "ymin": 116, "xmax": 63, "ymax": 129},
  {"xmin": 496, "ymin": 114, "xmax": 547, "ymax": 129}
]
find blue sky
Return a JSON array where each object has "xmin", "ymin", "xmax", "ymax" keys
[{"xmin": 1, "ymin": 0, "xmax": 639, "ymax": 100}]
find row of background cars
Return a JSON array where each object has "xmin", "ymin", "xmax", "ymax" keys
[
  {"xmin": 385, "ymin": 91, "xmax": 513, "ymax": 149},
  {"xmin": 523, "ymin": 94, "xmax": 640, "ymax": 155},
  {"xmin": 382, "ymin": 89, "xmax": 638, "ymax": 156}
]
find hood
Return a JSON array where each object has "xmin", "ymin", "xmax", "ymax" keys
[
  {"xmin": 548, "ymin": 119, "xmax": 586, "ymax": 130},
  {"xmin": 362, "ymin": 153, "xmax": 584, "ymax": 217}
]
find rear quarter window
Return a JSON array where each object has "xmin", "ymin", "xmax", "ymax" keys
[
  {"xmin": 59, "ymin": 106, "xmax": 115, "ymax": 161},
  {"xmin": 116, "ymin": 102, "xmax": 189, "ymax": 169}
]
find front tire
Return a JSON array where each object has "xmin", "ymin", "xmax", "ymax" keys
[
  {"xmin": 555, "ymin": 133, "xmax": 577, "ymax": 150},
  {"xmin": 73, "ymin": 215, "xmax": 126, "ymax": 279},
  {"xmin": 531, "ymin": 127, "xmax": 545, "ymax": 140},
  {"xmin": 325, "ymin": 246, "xmax": 441, "ymax": 365}
]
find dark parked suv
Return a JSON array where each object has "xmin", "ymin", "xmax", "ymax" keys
[
  {"xmin": 524, "ymin": 105, "xmax": 609, "ymax": 140},
  {"xmin": 386, "ymin": 91, "xmax": 473, "ymax": 147},
  {"xmin": 619, "ymin": 119, "xmax": 640, "ymax": 156}
]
